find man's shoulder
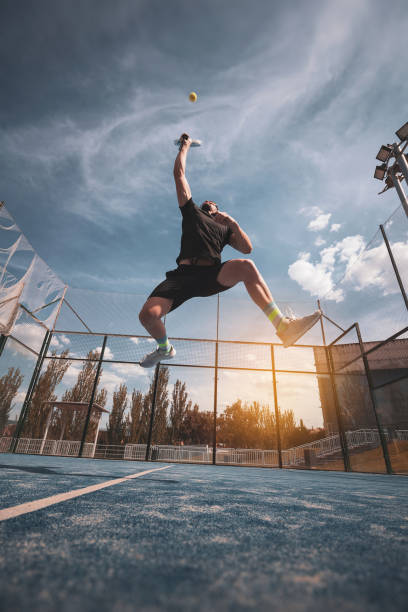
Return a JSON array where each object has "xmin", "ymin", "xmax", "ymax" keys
[{"xmin": 180, "ymin": 197, "xmax": 198, "ymax": 214}]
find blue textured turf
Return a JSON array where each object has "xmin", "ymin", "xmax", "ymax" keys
[{"xmin": 0, "ymin": 454, "xmax": 407, "ymax": 611}]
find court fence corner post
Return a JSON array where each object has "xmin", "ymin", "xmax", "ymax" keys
[
  {"xmin": 79, "ymin": 335, "xmax": 107, "ymax": 458},
  {"xmin": 212, "ymin": 294, "xmax": 220, "ymax": 466},
  {"xmin": 11, "ymin": 329, "xmax": 53, "ymax": 453},
  {"xmin": 355, "ymin": 322, "xmax": 393, "ymax": 475}
]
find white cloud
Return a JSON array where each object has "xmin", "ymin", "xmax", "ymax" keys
[
  {"xmin": 308, "ymin": 213, "xmax": 332, "ymax": 232},
  {"xmin": 345, "ymin": 240, "xmax": 408, "ymax": 295},
  {"xmin": 314, "ymin": 237, "xmax": 326, "ymax": 246},
  {"xmin": 11, "ymin": 322, "xmax": 47, "ymax": 354},
  {"xmin": 110, "ymin": 362, "xmax": 148, "ymax": 379},
  {"xmin": 288, "ymin": 255, "xmax": 344, "ymax": 302},
  {"xmin": 95, "ymin": 345, "xmax": 114, "ymax": 360},
  {"xmin": 330, "ymin": 223, "xmax": 341, "ymax": 232},
  {"xmin": 300, "ymin": 206, "xmax": 323, "ymax": 217},
  {"xmin": 50, "ymin": 334, "xmax": 71, "ymax": 350},
  {"xmin": 289, "ymin": 233, "xmax": 408, "ymax": 302},
  {"xmin": 338, "ymin": 235, "xmax": 366, "ymax": 264},
  {"xmin": 63, "ymin": 363, "xmax": 83, "ymax": 385}
]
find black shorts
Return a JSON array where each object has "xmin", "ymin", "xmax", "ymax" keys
[{"xmin": 149, "ymin": 263, "xmax": 231, "ymax": 312}]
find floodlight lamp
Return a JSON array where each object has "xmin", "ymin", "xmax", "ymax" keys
[
  {"xmin": 376, "ymin": 144, "xmax": 393, "ymax": 162},
  {"xmin": 385, "ymin": 175, "xmax": 394, "ymax": 189},
  {"xmin": 396, "ymin": 121, "xmax": 408, "ymax": 141},
  {"xmin": 374, "ymin": 164, "xmax": 386, "ymax": 180}
]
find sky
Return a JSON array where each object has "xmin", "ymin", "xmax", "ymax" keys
[{"xmin": 1, "ymin": 0, "xmax": 408, "ymax": 430}]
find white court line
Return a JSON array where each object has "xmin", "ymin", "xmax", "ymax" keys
[{"xmin": 0, "ymin": 465, "xmax": 172, "ymax": 522}]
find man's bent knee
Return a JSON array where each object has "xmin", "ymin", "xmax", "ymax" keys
[
  {"xmin": 237, "ymin": 259, "xmax": 258, "ymax": 281},
  {"xmin": 139, "ymin": 304, "xmax": 159, "ymax": 326}
]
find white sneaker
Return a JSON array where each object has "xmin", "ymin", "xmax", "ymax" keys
[
  {"xmin": 277, "ymin": 311, "xmax": 321, "ymax": 348},
  {"xmin": 139, "ymin": 345, "xmax": 176, "ymax": 368}
]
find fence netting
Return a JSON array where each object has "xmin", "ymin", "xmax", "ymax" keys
[{"xmin": 0, "ymin": 201, "xmax": 407, "ymax": 473}]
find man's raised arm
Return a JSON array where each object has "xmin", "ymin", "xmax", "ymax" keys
[{"xmin": 173, "ymin": 133, "xmax": 192, "ymax": 208}]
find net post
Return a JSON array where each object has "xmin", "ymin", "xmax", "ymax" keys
[
  {"xmin": 270, "ymin": 345, "xmax": 282, "ymax": 468},
  {"xmin": 11, "ymin": 329, "xmax": 52, "ymax": 453},
  {"xmin": 212, "ymin": 294, "xmax": 220, "ymax": 465},
  {"xmin": 145, "ymin": 363, "xmax": 160, "ymax": 462},
  {"xmin": 212, "ymin": 342, "xmax": 219, "ymax": 465},
  {"xmin": 79, "ymin": 335, "xmax": 107, "ymax": 458},
  {"xmin": 354, "ymin": 323, "xmax": 393, "ymax": 475}
]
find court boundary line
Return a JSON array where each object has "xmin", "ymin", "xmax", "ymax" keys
[{"xmin": 0, "ymin": 465, "xmax": 172, "ymax": 522}]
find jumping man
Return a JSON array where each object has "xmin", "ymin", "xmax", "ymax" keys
[{"xmin": 139, "ymin": 134, "xmax": 321, "ymax": 367}]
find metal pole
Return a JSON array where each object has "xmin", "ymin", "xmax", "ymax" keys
[
  {"xmin": 79, "ymin": 335, "xmax": 107, "ymax": 457},
  {"xmin": 52, "ymin": 285, "xmax": 68, "ymax": 332},
  {"xmin": 379, "ymin": 224, "xmax": 408, "ymax": 311},
  {"xmin": 354, "ymin": 323, "xmax": 393, "ymax": 475},
  {"xmin": 327, "ymin": 345, "xmax": 352, "ymax": 472},
  {"xmin": 390, "ymin": 169, "xmax": 408, "ymax": 219},
  {"xmin": 0, "ymin": 334, "xmax": 7, "ymax": 358},
  {"xmin": 212, "ymin": 294, "xmax": 220, "ymax": 465},
  {"xmin": 318, "ymin": 300, "xmax": 351, "ymax": 471},
  {"xmin": 145, "ymin": 363, "xmax": 160, "ymax": 461},
  {"xmin": 394, "ymin": 143, "xmax": 408, "ymax": 185},
  {"xmin": 270, "ymin": 345, "xmax": 282, "ymax": 468},
  {"xmin": 11, "ymin": 330, "xmax": 52, "ymax": 452}
]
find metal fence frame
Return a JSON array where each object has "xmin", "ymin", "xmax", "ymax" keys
[
  {"xmin": 2, "ymin": 299, "xmax": 407, "ymax": 474},
  {"xmin": 1, "ymin": 216, "xmax": 407, "ymax": 473}
]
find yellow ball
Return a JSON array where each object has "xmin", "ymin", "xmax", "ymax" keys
[{"xmin": 189, "ymin": 91, "xmax": 197, "ymax": 103}]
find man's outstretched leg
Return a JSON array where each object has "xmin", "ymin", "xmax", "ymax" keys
[
  {"xmin": 138, "ymin": 297, "xmax": 176, "ymax": 367},
  {"xmin": 217, "ymin": 259, "xmax": 321, "ymax": 347}
]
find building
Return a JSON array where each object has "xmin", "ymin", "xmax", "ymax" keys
[{"xmin": 313, "ymin": 339, "xmax": 408, "ymax": 434}]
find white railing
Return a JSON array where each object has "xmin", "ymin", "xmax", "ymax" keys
[
  {"xmin": 154, "ymin": 445, "xmax": 211, "ymax": 463},
  {"xmin": 123, "ymin": 444, "xmax": 147, "ymax": 460},
  {"xmin": 0, "ymin": 437, "xmax": 12, "ymax": 452},
  {"xmin": 4, "ymin": 438, "xmax": 94, "ymax": 457},
  {"xmin": 216, "ymin": 448, "xmax": 279, "ymax": 467},
  {"xmin": 1, "ymin": 428, "xmax": 406, "ymax": 467}
]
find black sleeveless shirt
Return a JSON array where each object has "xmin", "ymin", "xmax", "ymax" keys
[{"xmin": 176, "ymin": 198, "xmax": 232, "ymax": 265}]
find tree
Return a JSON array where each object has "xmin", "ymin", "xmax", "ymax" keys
[
  {"xmin": 169, "ymin": 380, "xmax": 191, "ymax": 443},
  {"xmin": 127, "ymin": 388, "xmax": 155, "ymax": 444},
  {"xmin": 23, "ymin": 351, "xmax": 71, "ymax": 439},
  {"xmin": 181, "ymin": 404, "xmax": 213, "ymax": 445},
  {"xmin": 216, "ymin": 399, "xmax": 319, "ymax": 450},
  {"xmin": 0, "ymin": 367, "xmax": 23, "ymax": 435},
  {"xmin": 106, "ymin": 383, "xmax": 128, "ymax": 445}
]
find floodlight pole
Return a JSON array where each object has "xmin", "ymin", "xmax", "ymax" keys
[
  {"xmin": 394, "ymin": 142, "xmax": 408, "ymax": 184},
  {"xmin": 390, "ymin": 166, "xmax": 408, "ymax": 219}
]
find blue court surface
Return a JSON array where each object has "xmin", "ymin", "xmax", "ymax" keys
[{"xmin": 1, "ymin": 454, "xmax": 407, "ymax": 612}]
